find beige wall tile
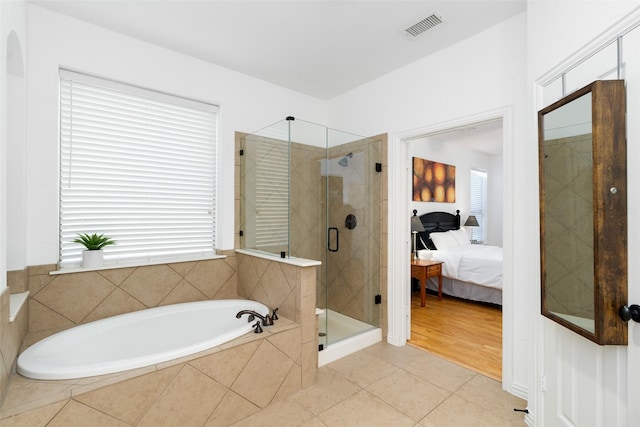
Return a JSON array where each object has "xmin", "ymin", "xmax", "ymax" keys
[
  {"xmin": 0, "ymin": 294, "xmax": 9, "ymax": 403},
  {"xmin": 28, "ymin": 299, "xmax": 74, "ymax": 333},
  {"xmin": 267, "ymin": 327, "xmax": 301, "ymax": 361},
  {"xmin": 273, "ymin": 364, "xmax": 302, "ymax": 402},
  {"xmin": 97, "ymin": 267, "xmax": 136, "ymax": 286},
  {"xmin": 167, "ymin": 261, "xmax": 197, "ymax": 277},
  {"xmin": 204, "ymin": 390, "xmax": 260, "ymax": 426},
  {"xmin": 75, "ymin": 365, "xmax": 181, "ymax": 425},
  {"xmin": 119, "ymin": 265, "xmax": 181, "ymax": 307},
  {"xmin": 300, "ymin": 341, "xmax": 318, "ymax": 389},
  {"xmin": 159, "ymin": 279, "xmax": 208, "ymax": 306},
  {"xmin": 232, "ymin": 340, "xmax": 295, "ymax": 408},
  {"xmin": 299, "ymin": 267, "xmax": 316, "ymax": 298},
  {"xmin": 188, "ymin": 340, "xmax": 260, "ymax": 388},
  {"xmin": 137, "ymin": 365, "xmax": 227, "ymax": 427},
  {"xmin": 26, "ymin": 273, "xmax": 54, "ymax": 297},
  {"xmin": 82, "ymin": 288, "xmax": 147, "ymax": 323},
  {"xmin": 7, "ymin": 269, "xmax": 27, "ymax": 293},
  {"xmin": 33, "ymin": 273, "xmax": 115, "ymax": 323},
  {"xmin": 185, "ymin": 259, "xmax": 234, "ymax": 298},
  {"xmin": 27, "ymin": 264, "xmax": 57, "ymax": 276}
]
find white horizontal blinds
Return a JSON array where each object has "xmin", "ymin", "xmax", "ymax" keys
[
  {"xmin": 59, "ymin": 70, "xmax": 218, "ymax": 267},
  {"xmin": 470, "ymin": 169, "xmax": 487, "ymax": 243},
  {"xmin": 254, "ymin": 139, "xmax": 289, "ymax": 250}
]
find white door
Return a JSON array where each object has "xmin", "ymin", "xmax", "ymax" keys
[{"xmin": 540, "ymin": 22, "xmax": 640, "ymax": 427}]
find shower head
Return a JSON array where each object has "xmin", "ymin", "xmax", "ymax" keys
[{"xmin": 338, "ymin": 152, "xmax": 353, "ymax": 167}]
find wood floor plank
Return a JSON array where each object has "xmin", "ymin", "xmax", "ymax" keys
[{"xmin": 408, "ymin": 291, "xmax": 502, "ymax": 381}]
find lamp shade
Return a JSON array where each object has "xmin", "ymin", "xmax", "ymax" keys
[
  {"xmin": 464, "ymin": 215, "xmax": 479, "ymax": 227},
  {"xmin": 411, "ymin": 210, "xmax": 425, "ymax": 232}
]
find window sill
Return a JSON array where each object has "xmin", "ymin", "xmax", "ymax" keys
[{"xmin": 50, "ymin": 253, "xmax": 226, "ymax": 275}]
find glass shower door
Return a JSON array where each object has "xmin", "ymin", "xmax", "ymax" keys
[
  {"xmin": 239, "ymin": 117, "xmax": 383, "ymax": 350},
  {"xmin": 321, "ymin": 134, "xmax": 382, "ymax": 347}
]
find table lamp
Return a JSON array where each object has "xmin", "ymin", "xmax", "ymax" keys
[{"xmin": 411, "ymin": 209, "xmax": 425, "ymax": 259}]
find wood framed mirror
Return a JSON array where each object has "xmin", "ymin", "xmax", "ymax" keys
[{"xmin": 538, "ymin": 79, "xmax": 627, "ymax": 345}]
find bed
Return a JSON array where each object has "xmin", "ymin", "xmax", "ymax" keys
[{"xmin": 414, "ymin": 210, "xmax": 503, "ymax": 305}]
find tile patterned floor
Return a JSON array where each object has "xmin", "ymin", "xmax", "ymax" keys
[{"xmin": 1, "ymin": 342, "xmax": 527, "ymax": 426}]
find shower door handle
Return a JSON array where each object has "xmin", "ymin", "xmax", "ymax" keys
[{"xmin": 328, "ymin": 227, "xmax": 339, "ymax": 252}]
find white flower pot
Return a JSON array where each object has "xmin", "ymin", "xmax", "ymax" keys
[{"xmin": 82, "ymin": 249, "xmax": 104, "ymax": 268}]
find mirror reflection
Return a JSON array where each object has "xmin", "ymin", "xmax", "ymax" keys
[{"xmin": 541, "ymin": 92, "xmax": 594, "ymax": 333}]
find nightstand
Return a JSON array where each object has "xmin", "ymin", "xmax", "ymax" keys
[{"xmin": 411, "ymin": 259, "xmax": 444, "ymax": 307}]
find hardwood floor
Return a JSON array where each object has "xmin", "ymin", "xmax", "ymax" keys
[{"xmin": 408, "ymin": 291, "xmax": 502, "ymax": 381}]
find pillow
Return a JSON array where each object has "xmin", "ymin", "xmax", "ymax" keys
[
  {"xmin": 429, "ymin": 231, "xmax": 458, "ymax": 250},
  {"xmin": 448, "ymin": 228, "xmax": 471, "ymax": 246},
  {"xmin": 417, "ymin": 250, "xmax": 433, "ymax": 260}
]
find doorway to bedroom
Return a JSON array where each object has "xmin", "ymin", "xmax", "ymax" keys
[{"xmin": 407, "ymin": 119, "xmax": 504, "ymax": 380}]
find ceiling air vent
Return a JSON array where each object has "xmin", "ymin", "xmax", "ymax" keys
[{"xmin": 404, "ymin": 13, "xmax": 443, "ymax": 38}]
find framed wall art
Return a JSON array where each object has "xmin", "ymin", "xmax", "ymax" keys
[{"xmin": 412, "ymin": 157, "xmax": 455, "ymax": 202}]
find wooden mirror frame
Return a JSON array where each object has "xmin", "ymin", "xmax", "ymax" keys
[{"xmin": 538, "ymin": 80, "xmax": 627, "ymax": 345}]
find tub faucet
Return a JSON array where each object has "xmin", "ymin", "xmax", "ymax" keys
[{"xmin": 236, "ymin": 310, "xmax": 274, "ymax": 326}]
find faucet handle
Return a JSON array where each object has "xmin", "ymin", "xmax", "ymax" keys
[
  {"xmin": 263, "ymin": 314, "xmax": 274, "ymax": 326},
  {"xmin": 253, "ymin": 321, "xmax": 263, "ymax": 333},
  {"xmin": 272, "ymin": 308, "xmax": 279, "ymax": 320}
]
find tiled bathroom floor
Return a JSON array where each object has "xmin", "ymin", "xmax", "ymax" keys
[{"xmin": 1, "ymin": 342, "xmax": 527, "ymax": 426}]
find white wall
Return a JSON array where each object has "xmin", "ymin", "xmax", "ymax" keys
[
  {"xmin": 1, "ymin": 0, "xmax": 28, "ymax": 289},
  {"xmin": 24, "ymin": 5, "xmax": 329, "ymax": 266},
  {"xmin": 328, "ymin": 12, "xmax": 528, "ymax": 397},
  {"xmin": 488, "ymin": 153, "xmax": 503, "ymax": 246}
]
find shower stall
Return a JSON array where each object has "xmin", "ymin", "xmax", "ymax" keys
[{"xmin": 238, "ymin": 117, "xmax": 385, "ymax": 361}]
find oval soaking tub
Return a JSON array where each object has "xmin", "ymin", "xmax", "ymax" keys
[{"xmin": 17, "ymin": 299, "xmax": 269, "ymax": 380}]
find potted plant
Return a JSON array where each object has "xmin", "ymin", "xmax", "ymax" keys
[{"xmin": 73, "ymin": 233, "xmax": 115, "ymax": 268}]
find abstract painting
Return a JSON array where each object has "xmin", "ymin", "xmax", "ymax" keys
[{"xmin": 412, "ymin": 157, "xmax": 456, "ymax": 202}]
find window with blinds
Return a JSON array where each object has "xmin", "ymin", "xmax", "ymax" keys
[
  {"xmin": 59, "ymin": 70, "xmax": 218, "ymax": 267},
  {"xmin": 470, "ymin": 169, "xmax": 487, "ymax": 243}
]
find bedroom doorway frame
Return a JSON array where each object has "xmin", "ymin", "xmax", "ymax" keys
[{"xmin": 387, "ymin": 106, "xmax": 520, "ymax": 396}]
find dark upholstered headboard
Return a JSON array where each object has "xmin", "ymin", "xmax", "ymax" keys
[{"xmin": 416, "ymin": 210, "xmax": 461, "ymax": 250}]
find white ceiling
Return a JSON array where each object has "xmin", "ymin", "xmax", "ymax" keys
[{"xmin": 30, "ymin": 0, "xmax": 526, "ymax": 100}]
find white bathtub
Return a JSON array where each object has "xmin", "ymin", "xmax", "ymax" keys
[{"xmin": 17, "ymin": 299, "xmax": 269, "ymax": 380}]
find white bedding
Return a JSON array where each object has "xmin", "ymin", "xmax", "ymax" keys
[{"xmin": 430, "ymin": 245, "xmax": 503, "ymax": 289}]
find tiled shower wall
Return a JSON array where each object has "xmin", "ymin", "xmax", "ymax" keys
[
  {"xmin": 543, "ymin": 133, "xmax": 594, "ymax": 318},
  {"xmin": 235, "ymin": 132, "xmax": 388, "ymax": 337},
  {"xmin": 1, "ymin": 249, "xmax": 318, "ymax": 404}
]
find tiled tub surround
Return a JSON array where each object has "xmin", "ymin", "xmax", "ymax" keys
[
  {"xmin": 0, "ymin": 288, "xmax": 29, "ymax": 408},
  {"xmin": 1, "ymin": 250, "xmax": 319, "ymax": 419},
  {"xmin": 235, "ymin": 250, "xmax": 318, "ymax": 389},
  {"xmin": 2, "ymin": 317, "xmax": 304, "ymax": 424}
]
